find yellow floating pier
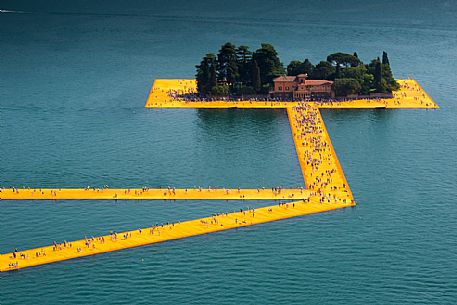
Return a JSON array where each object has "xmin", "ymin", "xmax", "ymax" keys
[
  {"xmin": 0, "ymin": 199, "xmax": 352, "ymax": 272},
  {"xmin": 0, "ymin": 188, "xmax": 309, "ymax": 201},
  {"xmin": 144, "ymin": 79, "xmax": 438, "ymax": 109},
  {"xmin": 287, "ymin": 105, "xmax": 354, "ymax": 201},
  {"xmin": 0, "ymin": 78, "xmax": 437, "ymax": 271}
]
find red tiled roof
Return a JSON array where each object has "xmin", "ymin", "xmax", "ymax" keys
[
  {"xmin": 273, "ymin": 76, "xmax": 296, "ymax": 82},
  {"xmin": 305, "ymin": 80, "xmax": 333, "ymax": 86}
]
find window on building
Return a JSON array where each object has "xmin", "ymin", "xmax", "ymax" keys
[
  {"xmin": 286, "ymin": 87, "xmax": 289, "ymax": 90},
  {"xmin": 279, "ymin": 86, "xmax": 282, "ymax": 90}
]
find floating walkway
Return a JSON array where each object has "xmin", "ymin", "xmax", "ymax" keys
[
  {"xmin": 0, "ymin": 78, "xmax": 438, "ymax": 271},
  {"xmin": 0, "ymin": 199, "xmax": 352, "ymax": 272},
  {"xmin": 287, "ymin": 105, "xmax": 354, "ymax": 201},
  {"xmin": 144, "ymin": 79, "xmax": 438, "ymax": 109},
  {"xmin": 0, "ymin": 188, "xmax": 309, "ymax": 201}
]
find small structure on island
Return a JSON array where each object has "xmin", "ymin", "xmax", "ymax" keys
[{"xmin": 271, "ymin": 74, "xmax": 334, "ymax": 99}]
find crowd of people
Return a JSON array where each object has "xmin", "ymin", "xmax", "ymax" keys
[
  {"xmin": 148, "ymin": 79, "xmax": 434, "ymax": 109},
  {"xmin": 166, "ymin": 89, "xmax": 391, "ymax": 104},
  {"xmin": 290, "ymin": 103, "xmax": 355, "ymax": 206},
  {"xmin": 5, "ymin": 197, "xmax": 308, "ymax": 269},
  {"xmin": 394, "ymin": 81, "xmax": 433, "ymax": 107},
  {"xmin": 1, "ymin": 185, "xmax": 308, "ymax": 200},
  {"xmin": 3, "ymin": 79, "xmax": 438, "ymax": 271}
]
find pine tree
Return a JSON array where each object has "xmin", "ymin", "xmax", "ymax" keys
[
  {"xmin": 209, "ymin": 62, "xmax": 217, "ymax": 89},
  {"xmin": 196, "ymin": 54, "xmax": 215, "ymax": 95},
  {"xmin": 217, "ymin": 42, "xmax": 239, "ymax": 83},
  {"xmin": 311, "ymin": 61, "xmax": 335, "ymax": 80},
  {"xmin": 287, "ymin": 60, "xmax": 302, "ymax": 76},
  {"xmin": 236, "ymin": 45, "xmax": 252, "ymax": 84},
  {"xmin": 353, "ymin": 52, "xmax": 359, "ymax": 59},
  {"xmin": 252, "ymin": 43, "xmax": 285, "ymax": 85},
  {"xmin": 302, "ymin": 59, "xmax": 314, "ymax": 75}
]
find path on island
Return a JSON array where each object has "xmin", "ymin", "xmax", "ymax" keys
[{"xmin": 0, "ymin": 79, "xmax": 438, "ymax": 271}]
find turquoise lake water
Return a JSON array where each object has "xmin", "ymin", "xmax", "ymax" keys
[{"xmin": 1, "ymin": 1, "xmax": 456, "ymax": 304}]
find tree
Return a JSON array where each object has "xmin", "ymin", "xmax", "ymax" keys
[
  {"xmin": 251, "ymin": 60, "xmax": 261, "ymax": 93},
  {"xmin": 367, "ymin": 55, "xmax": 399, "ymax": 93},
  {"xmin": 382, "ymin": 63, "xmax": 399, "ymax": 91},
  {"xmin": 334, "ymin": 63, "xmax": 341, "ymax": 79},
  {"xmin": 236, "ymin": 45, "xmax": 252, "ymax": 63},
  {"xmin": 373, "ymin": 58, "xmax": 384, "ymax": 92},
  {"xmin": 381, "ymin": 51, "xmax": 399, "ymax": 91},
  {"xmin": 327, "ymin": 52, "xmax": 361, "ymax": 67},
  {"xmin": 196, "ymin": 53, "xmax": 217, "ymax": 96},
  {"xmin": 343, "ymin": 65, "xmax": 372, "ymax": 94},
  {"xmin": 301, "ymin": 59, "xmax": 314, "ymax": 75},
  {"xmin": 196, "ymin": 58, "xmax": 209, "ymax": 95},
  {"xmin": 252, "ymin": 43, "xmax": 285, "ymax": 86},
  {"xmin": 361, "ymin": 73, "xmax": 374, "ymax": 95},
  {"xmin": 209, "ymin": 60, "xmax": 217, "ymax": 89},
  {"xmin": 343, "ymin": 65, "xmax": 365, "ymax": 80},
  {"xmin": 382, "ymin": 51, "xmax": 390, "ymax": 65},
  {"xmin": 332, "ymin": 78, "xmax": 362, "ymax": 96},
  {"xmin": 217, "ymin": 42, "xmax": 239, "ymax": 84},
  {"xmin": 211, "ymin": 84, "xmax": 229, "ymax": 96},
  {"xmin": 287, "ymin": 58, "xmax": 314, "ymax": 76},
  {"xmin": 236, "ymin": 45, "xmax": 252, "ymax": 84},
  {"xmin": 311, "ymin": 61, "xmax": 335, "ymax": 80},
  {"xmin": 287, "ymin": 60, "xmax": 302, "ymax": 76},
  {"xmin": 196, "ymin": 44, "xmax": 400, "ymax": 97}
]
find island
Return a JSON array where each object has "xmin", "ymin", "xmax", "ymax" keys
[{"xmin": 192, "ymin": 42, "xmax": 399, "ymax": 101}]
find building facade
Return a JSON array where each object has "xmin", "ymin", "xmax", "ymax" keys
[{"xmin": 271, "ymin": 74, "xmax": 334, "ymax": 99}]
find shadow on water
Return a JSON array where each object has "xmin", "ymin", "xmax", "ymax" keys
[
  {"xmin": 196, "ymin": 108, "xmax": 287, "ymax": 129},
  {"xmin": 320, "ymin": 108, "xmax": 395, "ymax": 123}
]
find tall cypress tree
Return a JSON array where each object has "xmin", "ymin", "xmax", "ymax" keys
[
  {"xmin": 374, "ymin": 58, "xmax": 383, "ymax": 92},
  {"xmin": 382, "ymin": 51, "xmax": 390, "ymax": 65},
  {"xmin": 251, "ymin": 60, "xmax": 261, "ymax": 93}
]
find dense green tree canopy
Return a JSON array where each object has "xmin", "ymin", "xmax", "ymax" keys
[
  {"xmin": 287, "ymin": 58, "xmax": 314, "ymax": 76},
  {"xmin": 195, "ymin": 53, "xmax": 217, "ymax": 95},
  {"xmin": 327, "ymin": 52, "xmax": 361, "ymax": 67},
  {"xmin": 287, "ymin": 60, "xmax": 302, "ymax": 76},
  {"xmin": 310, "ymin": 61, "xmax": 335, "ymax": 80},
  {"xmin": 252, "ymin": 43, "xmax": 285, "ymax": 87},
  {"xmin": 236, "ymin": 45, "xmax": 252, "ymax": 84},
  {"xmin": 195, "ymin": 44, "xmax": 398, "ymax": 97},
  {"xmin": 216, "ymin": 43, "xmax": 239, "ymax": 83},
  {"xmin": 332, "ymin": 78, "xmax": 362, "ymax": 96},
  {"xmin": 196, "ymin": 43, "xmax": 286, "ymax": 96}
]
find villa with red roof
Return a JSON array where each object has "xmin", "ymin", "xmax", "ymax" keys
[{"xmin": 271, "ymin": 74, "xmax": 334, "ymax": 99}]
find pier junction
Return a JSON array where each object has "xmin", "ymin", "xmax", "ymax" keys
[{"xmin": 0, "ymin": 79, "xmax": 437, "ymax": 271}]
